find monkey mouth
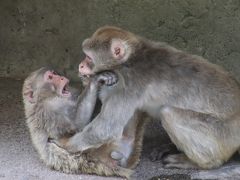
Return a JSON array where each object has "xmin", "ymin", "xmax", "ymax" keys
[{"xmin": 61, "ymin": 83, "xmax": 71, "ymax": 97}]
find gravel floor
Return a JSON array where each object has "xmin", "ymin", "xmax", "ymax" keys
[{"xmin": 0, "ymin": 78, "xmax": 239, "ymax": 180}]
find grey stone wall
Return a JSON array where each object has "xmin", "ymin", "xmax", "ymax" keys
[{"xmin": 0, "ymin": 0, "xmax": 240, "ymax": 81}]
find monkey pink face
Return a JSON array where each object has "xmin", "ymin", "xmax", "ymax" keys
[
  {"xmin": 44, "ymin": 70, "xmax": 71, "ymax": 97},
  {"xmin": 79, "ymin": 35, "xmax": 129, "ymax": 76},
  {"xmin": 79, "ymin": 52, "xmax": 94, "ymax": 77}
]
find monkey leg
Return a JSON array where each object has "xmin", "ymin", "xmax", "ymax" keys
[
  {"xmin": 160, "ymin": 106, "xmax": 236, "ymax": 169},
  {"xmin": 111, "ymin": 111, "xmax": 148, "ymax": 168},
  {"xmin": 111, "ymin": 112, "xmax": 140, "ymax": 167}
]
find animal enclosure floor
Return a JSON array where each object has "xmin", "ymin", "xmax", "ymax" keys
[{"xmin": 0, "ymin": 78, "xmax": 239, "ymax": 180}]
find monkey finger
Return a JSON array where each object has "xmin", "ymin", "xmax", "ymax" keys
[
  {"xmin": 48, "ymin": 138, "xmax": 63, "ymax": 148},
  {"xmin": 98, "ymin": 76, "xmax": 112, "ymax": 86},
  {"xmin": 107, "ymin": 77, "xmax": 114, "ymax": 86},
  {"xmin": 107, "ymin": 74, "xmax": 113, "ymax": 84},
  {"xmin": 97, "ymin": 72, "xmax": 118, "ymax": 86},
  {"xmin": 107, "ymin": 76, "xmax": 118, "ymax": 86},
  {"xmin": 48, "ymin": 138, "xmax": 58, "ymax": 144},
  {"xmin": 96, "ymin": 75, "xmax": 107, "ymax": 85}
]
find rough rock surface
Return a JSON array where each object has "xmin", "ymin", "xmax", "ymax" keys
[{"xmin": 0, "ymin": 0, "xmax": 240, "ymax": 81}]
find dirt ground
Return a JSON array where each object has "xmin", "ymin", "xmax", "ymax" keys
[{"xmin": 0, "ymin": 78, "xmax": 240, "ymax": 180}]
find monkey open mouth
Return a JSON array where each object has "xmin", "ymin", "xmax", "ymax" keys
[{"xmin": 61, "ymin": 83, "xmax": 71, "ymax": 97}]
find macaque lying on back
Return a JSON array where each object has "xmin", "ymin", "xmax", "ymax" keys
[{"xmin": 22, "ymin": 67, "xmax": 146, "ymax": 178}]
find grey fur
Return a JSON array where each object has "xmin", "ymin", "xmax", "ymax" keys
[
  {"xmin": 22, "ymin": 67, "xmax": 136, "ymax": 178},
  {"xmin": 57, "ymin": 26, "xmax": 240, "ymax": 173}
]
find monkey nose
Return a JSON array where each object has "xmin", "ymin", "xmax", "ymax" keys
[
  {"xmin": 79, "ymin": 64, "xmax": 84, "ymax": 72},
  {"xmin": 60, "ymin": 76, "xmax": 68, "ymax": 81}
]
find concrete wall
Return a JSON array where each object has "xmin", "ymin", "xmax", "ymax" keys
[{"xmin": 1, "ymin": 0, "xmax": 240, "ymax": 81}]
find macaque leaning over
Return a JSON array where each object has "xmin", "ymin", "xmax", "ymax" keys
[
  {"xmin": 22, "ymin": 67, "xmax": 146, "ymax": 178},
  {"xmin": 55, "ymin": 26, "xmax": 240, "ymax": 171}
]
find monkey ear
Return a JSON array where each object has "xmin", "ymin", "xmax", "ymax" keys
[
  {"xmin": 111, "ymin": 39, "xmax": 126, "ymax": 61},
  {"xmin": 23, "ymin": 87, "xmax": 35, "ymax": 103}
]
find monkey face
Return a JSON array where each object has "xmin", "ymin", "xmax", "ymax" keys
[
  {"xmin": 79, "ymin": 26, "xmax": 133, "ymax": 76},
  {"xmin": 78, "ymin": 52, "xmax": 95, "ymax": 77},
  {"xmin": 23, "ymin": 68, "xmax": 72, "ymax": 105},
  {"xmin": 80, "ymin": 39, "xmax": 114, "ymax": 77},
  {"xmin": 43, "ymin": 70, "xmax": 71, "ymax": 98}
]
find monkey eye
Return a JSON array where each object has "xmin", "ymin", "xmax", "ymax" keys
[
  {"xmin": 48, "ymin": 75, "xmax": 53, "ymax": 80},
  {"xmin": 86, "ymin": 55, "xmax": 92, "ymax": 62},
  {"xmin": 52, "ymin": 71, "xmax": 57, "ymax": 75}
]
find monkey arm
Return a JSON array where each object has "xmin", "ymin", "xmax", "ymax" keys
[
  {"xmin": 75, "ymin": 71, "xmax": 118, "ymax": 130},
  {"xmin": 54, "ymin": 96, "xmax": 137, "ymax": 153},
  {"xmin": 74, "ymin": 82, "xmax": 98, "ymax": 130},
  {"xmin": 28, "ymin": 128, "xmax": 49, "ymax": 160}
]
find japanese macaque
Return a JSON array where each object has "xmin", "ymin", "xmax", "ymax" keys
[
  {"xmin": 54, "ymin": 26, "xmax": 240, "ymax": 171},
  {"xmin": 22, "ymin": 67, "xmax": 147, "ymax": 178}
]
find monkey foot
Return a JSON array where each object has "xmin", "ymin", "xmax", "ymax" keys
[
  {"xmin": 163, "ymin": 153, "xmax": 199, "ymax": 169},
  {"xmin": 149, "ymin": 143, "xmax": 178, "ymax": 161}
]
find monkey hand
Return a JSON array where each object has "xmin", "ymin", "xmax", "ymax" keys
[
  {"xmin": 110, "ymin": 138, "xmax": 133, "ymax": 167},
  {"xmin": 95, "ymin": 71, "xmax": 118, "ymax": 86},
  {"xmin": 111, "ymin": 151, "xmax": 128, "ymax": 167}
]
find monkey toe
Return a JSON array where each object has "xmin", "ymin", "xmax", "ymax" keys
[
  {"xmin": 149, "ymin": 148, "xmax": 167, "ymax": 161},
  {"xmin": 163, "ymin": 154, "xmax": 199, "ymax": 169},
  {"xmin": 163, "ymin": 154, "xmax": 181, "ymax": 164},
  {"xmin": 162, "ymin": 155, "xmax": 186, "ymax": 169},
  {"xmin": 163, "ymin": 161, "xmax": 198, "ymax": 169},
  {"xmin": 163, "ymin": 162, "xmax": 187, "ymax": 169}
]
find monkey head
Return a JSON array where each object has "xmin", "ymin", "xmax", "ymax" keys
[
  {"xmin": 23, "ymin": 67, "xmax": 72, "ymax": 106},
  {"xmin": 79, "ymin": 26, "xmax": 139, "ymax": 76}
]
